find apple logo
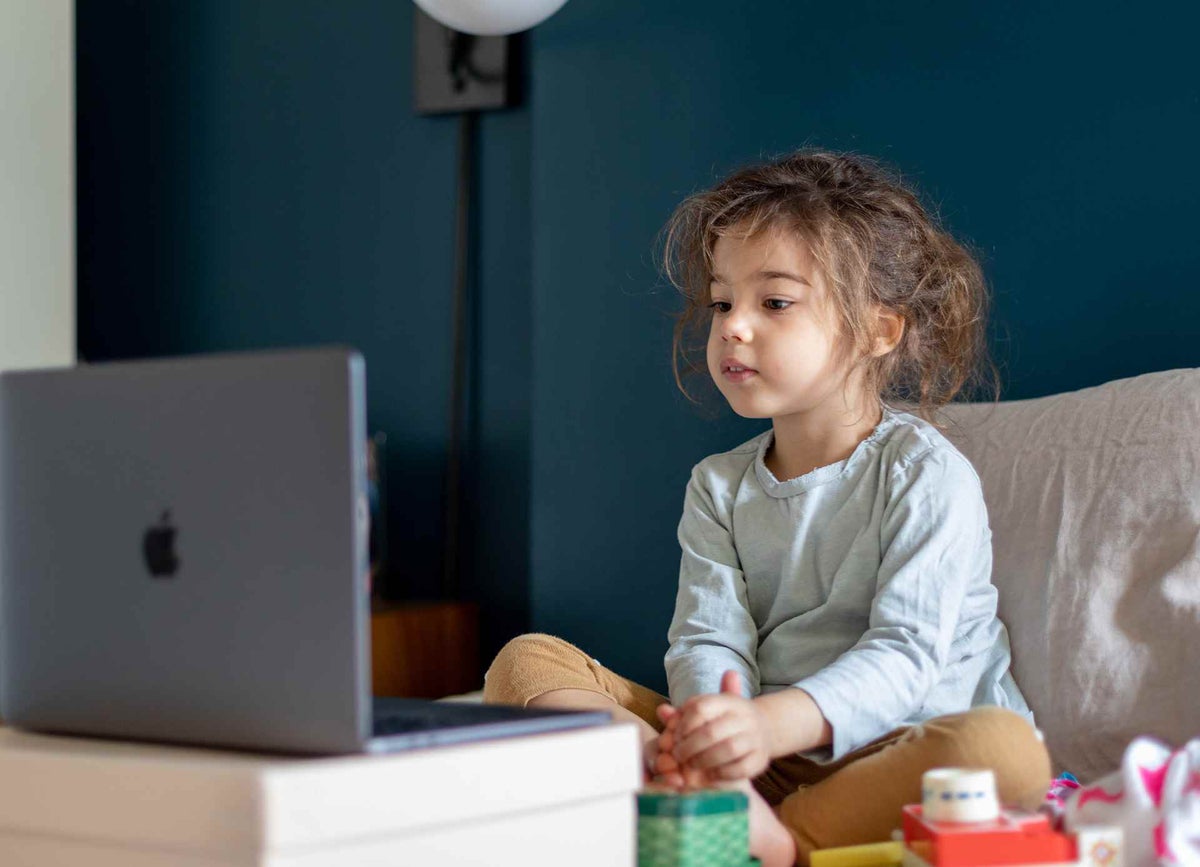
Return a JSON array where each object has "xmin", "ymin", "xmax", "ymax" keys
[{"xmin": 143, "ymin": 510, "xmax": 180, "ymax": 578}]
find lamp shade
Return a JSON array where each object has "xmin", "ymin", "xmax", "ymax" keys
[{"xmin": 411, "ymin": 0, "xmax": 568, "ymax": 35}]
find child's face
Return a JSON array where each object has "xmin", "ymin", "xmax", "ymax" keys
[{"xmin": 706, "ymin": 227, "xmax": 856, "ymax": 422}]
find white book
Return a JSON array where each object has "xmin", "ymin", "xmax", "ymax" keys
[{"xmin": 0, "ymin": 724, "xmax": 641, "ymax": 866}]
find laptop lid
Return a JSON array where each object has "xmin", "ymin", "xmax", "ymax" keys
[{"xmin": 0, "ymin": 348, "xmax": 373, "ymax": 753}]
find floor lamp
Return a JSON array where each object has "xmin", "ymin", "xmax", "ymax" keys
[{"xmin": 410, "ymin": 0, "xmax": 569, "ymax": 598}]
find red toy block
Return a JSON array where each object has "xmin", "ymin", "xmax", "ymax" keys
[{"xmin": 901, "ymin": 805, "xmax": 1078, "ymax": 867}]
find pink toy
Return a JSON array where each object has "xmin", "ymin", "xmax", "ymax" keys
[{"xmin": 1065, "ymin": 737, "xmax": 1200, "ymax": 867}]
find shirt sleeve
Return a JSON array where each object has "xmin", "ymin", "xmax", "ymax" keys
[
  {"xmin": 792, "ymin": 449, "xmax": 991, "ymax": 759},
  {"xmin": 664, "ymin": 465, "xmax": 760, "ymax": 706}
]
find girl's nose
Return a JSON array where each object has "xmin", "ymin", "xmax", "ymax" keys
[{"xmin": 721, "ymin": 310, "xmax": 751, "ymax": 342}]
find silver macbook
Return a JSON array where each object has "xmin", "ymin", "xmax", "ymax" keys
[{"xmin": 0, "ymin": 347, "xmax": 606, "ymax": 753}]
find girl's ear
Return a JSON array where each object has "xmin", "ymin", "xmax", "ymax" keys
[{"xmin": 871, "ymin": 306, "xmax": 905, "ymax": 357}]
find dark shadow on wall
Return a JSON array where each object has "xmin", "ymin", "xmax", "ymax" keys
[{"xmin": 76, "ymin": 0, "xmax": 534, "ymax": 680}]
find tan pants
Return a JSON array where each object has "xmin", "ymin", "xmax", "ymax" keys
[{"xmin": 484, "ymin": 634, "xmax": 1051, "ymax": 866}]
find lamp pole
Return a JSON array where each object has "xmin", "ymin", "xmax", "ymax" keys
[
  {"xmin": 411, "ymin": 2, "xmax": 568, "ymax": 601},
  {"xmin": 443, "ymin": 108, "xmax": 475, "ymax": 598}
]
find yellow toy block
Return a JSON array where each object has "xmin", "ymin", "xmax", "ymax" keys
[{"xmin": 810, "ymin": 841, "xmax": 905, "ymax": 867}]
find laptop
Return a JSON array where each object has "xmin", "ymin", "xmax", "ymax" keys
[{"xmin": 0, "ymin": 347, "xmax": 607, "ymax": 753}]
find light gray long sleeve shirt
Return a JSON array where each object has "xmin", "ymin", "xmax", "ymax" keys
[{"xmin": 664, "ymin": 406, "xmax": 1031, "ymax": 762}]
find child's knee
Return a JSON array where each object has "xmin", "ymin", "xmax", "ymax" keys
[
  {"xmin": 482, "ymin": 633, "xmax": 588, "ymax": 705},
  {"xmin": 913, "ymin": 707, "xmax": 1050, "ymax": 809}
]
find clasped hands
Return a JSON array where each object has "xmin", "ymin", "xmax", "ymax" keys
[{"xmin": 646, "ymin": 670, "xmax": 774, "ymax": 789}]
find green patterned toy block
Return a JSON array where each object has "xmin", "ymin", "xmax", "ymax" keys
[{"xmin": 637, "ymin": 789, "xmax": 753, "ymax": 867}]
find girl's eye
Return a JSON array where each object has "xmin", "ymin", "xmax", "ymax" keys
[
  {"xmin": 707, "ymin": 301, "xmax": 731, "ymax": 314},
  {"xmin": 765, "ymin": 299, "xmax": 792, "ymax": 311}
]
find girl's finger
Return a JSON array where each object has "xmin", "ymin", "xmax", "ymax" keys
[
  {"xmin": 679, "ymin": 692, "xmax": 718, "ymax": 717},
  {"xmin": 720, "ymin": 670, "xmax": 743, "ymax": 696},
  {"xmin": 673, "ymin": 712, "xmax": 742, "ymax": 764},
  {"xmin": 680, "ymin": 734, "xmax": 753, "ymax": 772},
  {"xmin": 681, "ymin": 764, "xmax": 710, "ymax": 790},
  {"xmin": 656, "ymin": 771, "xmax": 685, "ymax": 790},
  {"xmin": 676, "ymin": 696, "xmax": 734, "ymax": 740}
]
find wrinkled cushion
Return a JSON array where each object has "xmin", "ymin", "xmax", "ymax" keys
[{"xmin": 941, "ymin": 369, "xmax": 1200, "ymax": 783}]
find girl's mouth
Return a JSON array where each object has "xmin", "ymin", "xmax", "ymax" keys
[{"xmin": 721, "ymin": 361, "xmax": 757, "ymax": 383}]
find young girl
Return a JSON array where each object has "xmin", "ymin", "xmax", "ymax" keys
[{"xmin": 483, "ymin": 150, "xmax": 1050, "ymax": 867}]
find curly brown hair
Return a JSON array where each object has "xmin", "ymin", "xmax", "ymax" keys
[{"xmin": 661, "ymin": 149, "xmax": 998, "ymax": 423}]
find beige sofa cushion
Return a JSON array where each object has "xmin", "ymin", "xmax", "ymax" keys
[{"xmin": 941, "ymin": 369, "xmax": 1200, "ymax": 783}]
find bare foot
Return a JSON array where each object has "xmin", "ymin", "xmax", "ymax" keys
[{"xmin": 727, "ymin": 779, "xmax": 797, "ymax": 867}]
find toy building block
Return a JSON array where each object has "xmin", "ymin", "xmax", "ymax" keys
[
  {"xmin": 899, "ymin": 768, "xmax": 1123, "ymax": 867},
  {"xmin": 810, "ymin": 840, "xmax": 906, "ymax": 867},
  {"xmin": 901, "ymin": 803, "xmax": 1077, "ymax": 867},
  {"xmin": 637, "ymin": 789, "xmax": 754, "ymax": 867}
]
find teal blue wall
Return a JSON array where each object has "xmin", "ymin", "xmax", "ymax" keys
[
  {"xmin": 79, "ymin": 2, "xmax": 1200, "ymax": 690},
  {"xmin": 525, "ymin": 1, "xmax": 1200, "ymax": 690}
]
